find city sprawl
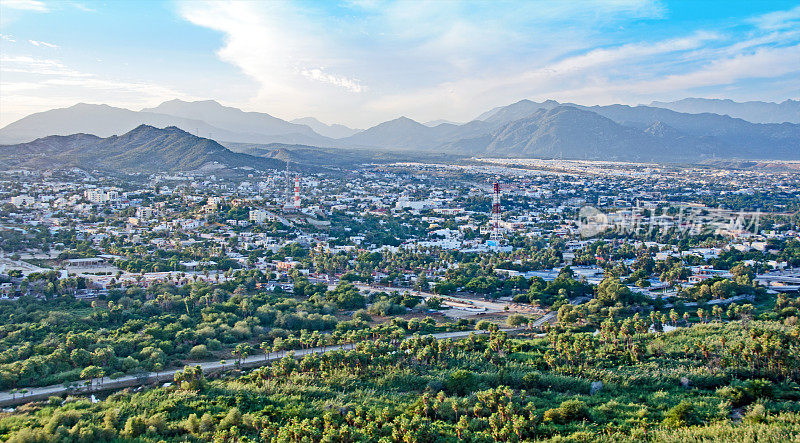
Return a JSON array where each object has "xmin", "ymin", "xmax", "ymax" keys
[{"xmin": 1, "ymin": 158, "xmax": 799, "ymax": 441}]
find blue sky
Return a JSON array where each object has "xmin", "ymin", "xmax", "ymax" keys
[{"xmin": 1, "ymin": 0, "xmax": 799, "ymax": 128}]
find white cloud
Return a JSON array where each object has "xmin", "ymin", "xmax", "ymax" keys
[
  {"xmin": 177, "ymin": 0, "xmax": 668, "ymax": 126},
  {"xmin": 29, "ymin": 39, "xmax": 58, "ymax": 48},
  {"xmin": 627, "ymin": 44, "xmax": 800, "ymax": 95},
  {"xmin": 1, "ymin": 55, "xmax": 86, "ymax": 76},
  {"xmin": 0, "ymin": 0, "xmax": 49, "ymax": 12},
  {"xmin": 3, "ymin": 1, "xmax": 798, "ymax": 128},
  {"xmin": 70, "ymin": 2, "xmax": 97, "ymax": 12},
  {"xmin": 0, "ymin": 33, "xmax": 16, "ymax": 42},
  {"xmin": 0, "ymin": 55, "xmax": 194, "ymax": 126},
  {"xmin": 749, "ymin": 4, "xmax": 800, "ymax": 31},
  {"xmin": 363, "ymin": 31, "xmax": 725, "ymax": 121},
  {"xmin": 300, "ymin": 68, "xmax": 364, "ymax": 93}
]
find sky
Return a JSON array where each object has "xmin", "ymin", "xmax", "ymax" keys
[{"xmin": 1, "ymin": 0, "xmax": 799, "ymax": 128}]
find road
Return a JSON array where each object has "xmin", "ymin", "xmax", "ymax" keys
[{"xmin": 0, "ymin": 327, "xmax": 537, "ymax": 408}]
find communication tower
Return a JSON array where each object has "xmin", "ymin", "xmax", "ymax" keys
[
  {"xmin": 491, "ymin": 182, "xmax": 503, "ymax": 242},
  {"xmin": 293, "ymin": 175, "xmax": 301, "ymax": 209}
]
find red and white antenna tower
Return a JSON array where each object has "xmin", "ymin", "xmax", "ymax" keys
[
  {"xmin": 293, "ymin": 175, "xmax": 301, "ymax": 209},
  {"xmin": 491, "ymin": 182, "xmax": 502, "ymax": 242}
]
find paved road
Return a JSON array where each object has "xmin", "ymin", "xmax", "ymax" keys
[
  {"xmin": 0, "ymin": 326, "xmax": 539, "ymax": 408},
  {"xmin": 530, "ymin": 311, "xmax": 556, "ymax": 327}
]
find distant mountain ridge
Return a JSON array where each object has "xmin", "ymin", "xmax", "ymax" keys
[
  {"xmin": 290, "ymin": 117, "xmax": 360, "ymax": 138},
  {"xmin": 650, "ymin": 98, "xmax": 800, "ymax": 124},
  {"xmin": 0, "ymin": 125, "xmax": 290, "ymax": 173},
  {"xmin": 141, "ymin": 100, "xmax": 331, "ymax": 145},
  {"xmin": 2, "ymin": 97, "xmax": 799, "ymax": 164},
  {"xmin": 441, "ymin": 107, "xmax": 703, "ymax": 161},
  {"xmin": 0, "ymin": 100, "xmax": 336, "ymax": 146},
  {"xmin": 334, "ymin": 101, "xmax": 798, "ymax": 161}
]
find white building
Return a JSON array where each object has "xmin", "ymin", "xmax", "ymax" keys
[
  {"xmin": 136, "ymin": 206, "xmax": 157, "ymax": 220},
  {"xmin": 85, "ymin": 189, "xmax": 120, "ymax": 204},
  {"xmin": 249, "ymin": 209, "xmax": 277, "ymax": 223},
  {"xmin": 10, "ymin": 195, "xmax": 35, "ymax": 207}
]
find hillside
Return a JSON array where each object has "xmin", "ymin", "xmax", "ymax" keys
[
  {"xmin": 443, "ymin": 107, "xmax": 706, "ymax": 161},
  {"xmin": 0, "ymin": 125, "xmax": 290, "ymax": 173},
  {"xmin": 224, "ymin": 142, "xmax": 465, "ymax": 168},
  {"xmin": 584, "ymin": 104, "xmax": 800, "ymax": 159}
]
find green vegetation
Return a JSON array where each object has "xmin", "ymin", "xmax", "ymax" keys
[{"xmin": 2, "ymin": 318, "xmax": 799, "ymax": 442}]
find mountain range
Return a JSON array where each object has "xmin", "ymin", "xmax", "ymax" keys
[
  {"xmin": 332, "ymin": 100, "xmax": 799, "ymax": 161},
  {"xmin": 0, "ymin": 100, "xmax": 338, "ymax": 147},
  {"xmin": 649, "ymin": 98, "xmax": 800, "ymax": 124},
  {"xmin": 0, "ymin": 125, "xmax": 291, "ymax": 173},
  {"xmin": 1, "ymin": 97, "xmax": 798, "ymax": 167}
]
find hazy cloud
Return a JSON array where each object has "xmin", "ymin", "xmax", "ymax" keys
[
  {"xmin": 749, "ymin": 4, "xmax": 800, "ymax": 31},
  {"xmin": 177, "ymin": 0, "xmax": 668, "ymax": 126},
  {"xmin": 0, "ymin": 55, "xmax": 194, "ymax": 125},
  {"xmin": 70, "ymin": 2, "xmax": 97, "ymax": 13},
  {"xmin": 29, "ymin": 39, "xmax": 58, "ymax": 48},
  {"xmin": 300, "ymin": 68, "xmax": 364, "ymax": 93},
  {"xmin": 1, "ymin": 0, "xmax": 49, "ymax": 12}
]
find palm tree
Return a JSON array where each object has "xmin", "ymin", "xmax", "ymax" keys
[
  {"xmin": 233, "ymin": 343, "xmax": 250, "ymax": 367},
  {"xmin": 261, "ymin": 341, "xmax": 271, "ymax": 361},
  {"xmin": 80, "ymin": 365, "xmax": 103, "ymax": 391}
]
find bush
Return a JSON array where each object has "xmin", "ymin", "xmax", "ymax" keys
[
  {"xmin": 122, "ymin": 416, "xmax": 146, "ymax": 438},
  {"xmin": 426, "ymin": 297, "xmax": 443, "ymax": 310},
  {"xmin": 352, "ymin": 309, "xmax": 372, "ymax": 322},
  {"xmin": 367, "ymin": 299, "xmax": 404, "ymax": 316},
  {"xmin": 544, "ymin": 399, "xmax": 590, "ymax": 424},
  {"xmin": 663, "ymin": 401, "xmax": 702, "ymax": 428},
  {"xmin": 744, "ymin": 403, "xmax": 767, "ymax": 424},
  {"xmin": 506, "ymin": 314, "xmax": 528, "ymax": 327},
  {"xmin": 559, "ymin": 399, "xmax": 591, "ymax": 422},
  {"xmin": 717, "ymin": 379, "xmax": 774, "ymax": 407},
  {"xmin": 218, "ymin": 407, "xmax": 242, "ymax": 430},
  {"xmin": 512, "ymin": 293, "xmax": 530, "ymax": 303},
  {"xmin": 189, "ymin": 344, "xmax": 210, "ymax": 359},
  {"xmin": 476, "ymin": 320, "xmax": 492, "ymax": 330},
  {"xmin": 445, "ymin": 370, "xmax": 477, "ymax": 396},
  {"xmin": 401, "ymin": 295, "xmax": 421, "ymax": 308}
]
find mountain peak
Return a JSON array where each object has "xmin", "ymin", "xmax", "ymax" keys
[
  {"xmin": 477, "ymin": 99, "xmax": 564, "ymax": 124},
  {"xmin": 398, "ymin": 116, "xmax": 426, "ymax": 125},
  {"xmin": 148, "ymin": 98, "xmax": 227, "ymax": 112},
  {"xmin": 290, "ymin": 117, "xmax": 360, "ymax": 138},
  {"xmin": 124, "ymin": 124, "xmax": 195, "ymax": 139},
  {"xmin": 373, "ymin": 116, "xmax": 424, "ymax": 127},
  {"xmin": 69, "ymin": 103, "xmax": 115, "ymax": 110}
]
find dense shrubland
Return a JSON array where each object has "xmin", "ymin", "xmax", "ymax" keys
[{"xmin": 2, "ymin": 317, "xmax": 799, "ymax": 442}]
